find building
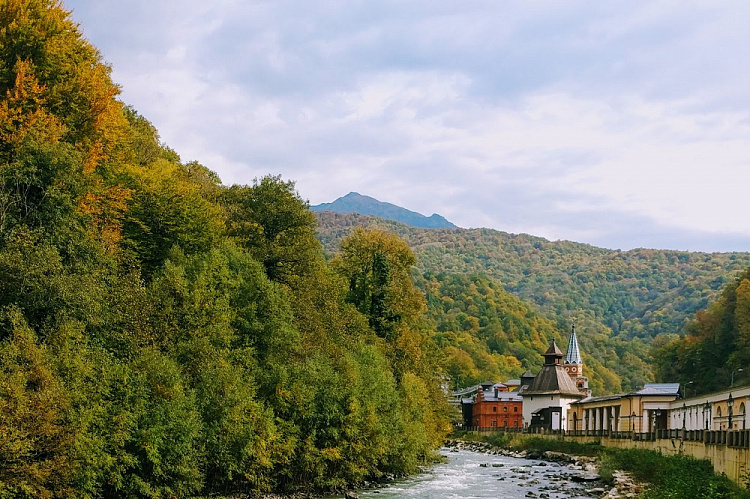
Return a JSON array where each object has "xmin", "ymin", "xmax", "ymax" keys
[
  {"xmin": 669, "ymin": 385, "xmax": 750, "ymax": 431},
  {"xmin": 521, "ymin": 337, "xmax": 586, "ymax": 431},
  {"xmin": 567, "ymin": 384, "xmax": 680, "ymax": 434},
  {"xmin": 467, "ymin": 383, "xmax": 523, "ymax": 429}
]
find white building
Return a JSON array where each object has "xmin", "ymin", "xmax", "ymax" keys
[{"xmin": 521, "ymin": 335, "xmax": 586, "ymax": 431}]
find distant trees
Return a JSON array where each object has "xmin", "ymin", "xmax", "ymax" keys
[
  {"xmin": 653, "ymin": 267, "xmax": 750, "ymax": 394},
  {"xmin": 315, "ymin": 212, "xmax": 750, "ymax": 393}
]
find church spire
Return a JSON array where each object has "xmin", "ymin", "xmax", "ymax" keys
[
  {"xmin": 564, "ymin": 324, "xmax": 582, "ymax": 366},
  {"xmin": 562, "ymin": 324, "xmax": 588, "ymax": 393}
]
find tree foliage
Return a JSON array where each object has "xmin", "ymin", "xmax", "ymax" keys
[
  {"xmin": 0, "ymin": 4, "xmax": 450, "ymax": 497},
  {"xmin": 653, "ymin": 267, "xmax": 750, "ymax": 395}
]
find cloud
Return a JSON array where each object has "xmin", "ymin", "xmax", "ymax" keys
[{"xmin": 64, "ymin": 0, "xmax": 750, "ymax": 252}]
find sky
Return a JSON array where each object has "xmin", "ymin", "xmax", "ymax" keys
[{"xmin": 64, "ymin": 1, "xmax": 750, "ymax": 253}]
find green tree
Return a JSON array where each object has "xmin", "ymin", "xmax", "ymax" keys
[
  {"xmin": 222, "ymin": 176, "xmax": 320, "ymax": 287},
  {"xmin": 0, "ymin": 308, "xmax": 75, "ymax": 498},
  {"xmin": 333, "ymin": 228, "xmax": 425, "ymax": 341}
]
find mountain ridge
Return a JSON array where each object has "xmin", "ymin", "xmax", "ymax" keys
[{"xmin": 311, "ymin": 192, "xmax": 457, "ymax": 229}]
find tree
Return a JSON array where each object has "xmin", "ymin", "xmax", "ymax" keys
[
  {"xmin": 222, "ymin": 176, "xmax": 320, "ymax": 287},
  {"xmin": 0, "ymin": 308, "xmax": 75, "ymax": 498},
  {"xmin": 332, "ymin": 228, "xmax": 425, "ymax": 341}
]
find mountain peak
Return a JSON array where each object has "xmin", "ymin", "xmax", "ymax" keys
[{"xmin": 311, "ymin": 192, "xmax": 457, "ymax": 229}]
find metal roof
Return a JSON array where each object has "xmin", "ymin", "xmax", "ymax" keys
[
  {"xmin": 637, "ymin": 383, "xmax": 680, "ymax": 395},
  {"xmin": 564, "ymin": 325, "xmax": 582, "ymax": 366}
]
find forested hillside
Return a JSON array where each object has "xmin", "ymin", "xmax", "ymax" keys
[
  {"xmin": 0, "ymin": 3, "xmax": 449, "ymax": 497},
  {"xmin": 653, "ymin": 267, "xmax": 750, "ymax": 395},
  {"xmin": 415, "ymin": 272, "xmax": 622, "ymax": 395},
  {"xmin": 316, "ymin": 212, "xmax": 750, "ymax": 392}
]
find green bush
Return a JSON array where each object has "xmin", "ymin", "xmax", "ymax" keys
[
  {"xmin": 482, "ymin": 432, "xmax": 514, "ymax": 448},
  {"xmin": 602, "ymin": 448, "xmax": 748, "ymax": 499},
  {"xmin": 509, "ymin": 436, "xmax": 604, "ymax": 457}
]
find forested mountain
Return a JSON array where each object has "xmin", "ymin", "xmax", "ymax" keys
[
  {"xmin": 415, "ymin": 272, "xmax": 622, "ymax": 395},
  {"xmin": 653, "ymin": 267, "xmax": 750, "ymax": 395},
  {"xmin": 0, "ymin": 3, "xmax": 449, "ymax": 496},
  {"xmin": 311, "ymin": 192, "xmax": 457, "ymax": 229},
  {"xmin": 316, "ymin": 212, "xmax": 750, "ymax": 392}
]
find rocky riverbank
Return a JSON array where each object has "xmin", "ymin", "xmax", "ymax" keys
[{"xmin": 444, "ymin": 439, "xmax": 645, "ymax": 498}]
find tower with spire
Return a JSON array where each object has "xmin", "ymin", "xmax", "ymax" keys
[{"xmin": 563, "ymin": 324, "xmax": 589, "ymax": 394}]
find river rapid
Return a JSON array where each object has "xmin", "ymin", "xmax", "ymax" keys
[{"xmin": 342, "ymin": 447, "xmax": 605, "ymax": 499}]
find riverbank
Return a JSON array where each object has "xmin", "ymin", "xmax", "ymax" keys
[
  {"xmin": 455, "ymin": 432, "xmax": 750, "ymax": 498},
  {"xmin": 445, "ymin": 439, "xmax": 641, "ymax": 498},
  {"xmin": 221, "ymin": 441, "xmax": 616, "ymax": 499}
]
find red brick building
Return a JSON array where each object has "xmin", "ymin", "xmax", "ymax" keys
[{"xmin": 470, "ymin": 383, "xmax": 523, "ymax": 429}]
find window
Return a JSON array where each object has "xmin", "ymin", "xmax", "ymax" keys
[
  {"xmin": 514, "ymin": 407, "xmax": 518, "ymax": 412},
  {"xmin": 503, "ymin": 421, "xmax": 508, "ymax": 427},
  {"xmin": 493, "ymin": 406, "xmax": 497, "ymax": 412},
  {"xmin": 503, "ymin": 406, "xmax": 508, "ymax": 412}
]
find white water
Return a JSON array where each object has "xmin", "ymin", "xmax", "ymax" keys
[{"xmin": 350, "ymin": 449, "xmax": 597, "ymax": 498}]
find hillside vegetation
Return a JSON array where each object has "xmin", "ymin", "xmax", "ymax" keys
[
  {"xmin": 0, "ymin": 3, "xmax": 449, "ymax": 496},
  {"xmin": 316, "ymin": 212, "xmax": 750, "ymax": 391},
  {"xmin": 654, "ymin": 267, "xmax": 750, "ymax": 394}
]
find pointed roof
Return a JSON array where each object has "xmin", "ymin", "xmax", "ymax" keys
[
  {"xmin": 522, "ymin": 339, "xmax": 584, "ymax": 398},
  {"xmin": 564, "ymin": 324, "xmax": 582, "ymax": 366},
  {"xmin": 545, "ymin": 340, "xmax": 564, "ymax": 357},
  {"xmin": 523, "ymin": 363, "xmax": 584, "ymax": 397}
]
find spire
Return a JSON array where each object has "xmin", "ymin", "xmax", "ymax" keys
[{"xmin": 564, "ymin": 324, "xmax": 582, "ymax": 366}]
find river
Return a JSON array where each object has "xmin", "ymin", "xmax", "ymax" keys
[{"xmin": 342, "ymin": 448, "xmax": 602, "ymax": 498}]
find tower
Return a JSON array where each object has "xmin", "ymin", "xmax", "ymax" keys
[{"xmin": 563, "ymin": 324, "xmax": 589, "ymax": 393}]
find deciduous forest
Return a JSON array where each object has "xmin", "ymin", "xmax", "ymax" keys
[
  {"xmin": 0, "ymin": 3, "xmax": 449, "ymax": 496},
  {"xmin": 316, "ymin": 212, "xmax": 750, "ymax": 394}
]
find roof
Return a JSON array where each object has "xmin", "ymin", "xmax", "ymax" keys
[
  {"xmin": 564, "ymin": 325, "xmax": 582, "ymax": 366},
  {"xmin": 544, "ymin": 340, "xmax": 564, "ymax": 357},
  {"xmin": 475, "ymin": 390, "xmax": 523, "ymax": 403},
  {"xmin": 571, "ymin": 393, "xmax": 627, "ymax": 405},
  {"xmin": 634, "ymin": 384, "xmax": 680, "ymax": 396},
  {"xmin": 637, "ymin": 383, "xmax": 680, "ymax": 395},
  {"xmin": 452, "ymin": 384, "xmax": 481, "ymax": 397},
  {"xmin": 522, "ymin": 364, "xmax": 584, "ymax": 397}
]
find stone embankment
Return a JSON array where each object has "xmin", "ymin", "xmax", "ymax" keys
[{"xmin": 444, "ymin": 439, "xmax": 644, "ymax": 498}]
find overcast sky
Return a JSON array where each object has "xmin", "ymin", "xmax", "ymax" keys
[{"xmin": 64, "ymin": 1, "xmax": 750, "ymax": 252}]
